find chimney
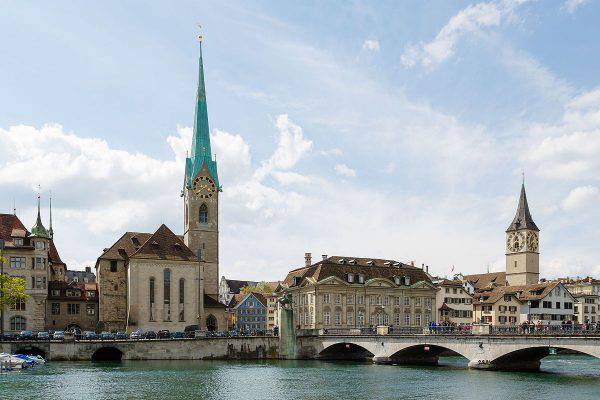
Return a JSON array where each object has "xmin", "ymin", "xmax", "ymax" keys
[
  {"xmin": 426, "ymin": 265, "xmax": 429, "ymax": 274},
  {"xmin": 85, "ymin": 266, "xmax": 91, "ymax": 273},
  {"xmin": 421, "ymin": 263, "xmax": 424, "ymax": 270},
  {"xmin": 411, "ymin": 261, "xmax": 415, "ymax": 267},
  {"xmin": 322, "ymin": 254, "xmax": 328, "ymax": 261},
  {"xmin": 305, "ymin": 252, "xmax": 312, "ymax": 267}
]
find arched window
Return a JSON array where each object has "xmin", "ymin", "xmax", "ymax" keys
[
  {"xmin": 149, "ymin": 277, "xmax": 155, "ymax": 321},
  {"xmin": 163, "ymin": 269, "xmax": 171, "ymax": 321},
  {"xmin": 179, "ymin": 278, "xmax": 185, "ymax": 322},
  {"xmin": 199, "ymin": 204, "xmax": 208, "ymax": 224},
  {"xmin": 10, "ymin": 316, "xmax": 26, "ymax": 331}
]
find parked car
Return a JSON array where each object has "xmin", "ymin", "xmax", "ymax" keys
[
  {"xmin": 171, "ymin": 331, "xmax": 185, "ymax": 339},
  {"xmin": 143, "ymin": 331, "xmax": 157, "ymax": 340},
  {"xmin": 204, "ymin": 331, "xmax": 215, "ymax": 338},
  {"xmin": 185, "ymin": 330, "xmax": 197, "ymax": 339},
  {"xmin": 52, "ymin": 331, "xmax": 66, "ymax": 340},
  {"xmin": 2, "ymin": 332, "xmax": 17, "ymax": 341},
  {"xmin": 99, "ymin": 331, "xmax": 115, "ymax": 340},
  {"xmin": 83, "ymin": 331, "xmax": 98, "ymax": 340},
  {"xmin": 215, "ymin": 331, "xmax": 226, "ymax": 338},
  {"xmin": 37, "ymin": 331, "xmax": 50, "ymax": 340},
  {"xmin": 130, "ymin": 330, "xmax": 142, "ymax": 340},
  {"xmin": 19, "ymin": 331, "xmax": 35, "ymax": 340},
  {"xmin": 157, "ymin": 330, "xmax": 171, "ymax": 339},
  {"xmin": 115, "ymin": 332, "xmax": 129, "ymax": 340}
]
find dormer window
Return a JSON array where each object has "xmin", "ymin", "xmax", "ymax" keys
[
  {"xmin": 347, "ymin": 273, "xmax": 355, "ymax": 283},
  {"xmin": 293, "ymin": 276, "xmax": 302, "ymax": 286},
  {"xmin": 394, "ymin": 276, "xmax": 401, "ymax": 285},
  {"xmin": 35, "ymin": 241, "xmax": 46, "ymax": 250},
  {"xmin": 404, "ymin": 276, "xmax": 410, "ymax": 286},
  {"xmin": 392, "ymin": 262, "xmax": 400, "ymax": 267},
  {"xmin": 358, "ymin": 274, "xmax": 365, "ymax": 284},
  {"xmin": 383, "ymin": 261, "xmax": 391, "ymax": 266},
  {"xmin": 366, "ymin": 260, "xmax": 374, "ymax": 266},
  {"xmin": 13, "ymin": 238, "xmax": 23, "ymax": 247},
  {"xmin": 338, "ymin": 258, "xmax": 346, "ymax": 264},
  {"xmin": 348, "ymin": 259, "xmax": 356, "ymax": 265}
]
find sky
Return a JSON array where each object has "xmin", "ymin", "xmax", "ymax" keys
[{"xmin": 1, "ymin": 0, "xmax": 600, "ymax": 281}]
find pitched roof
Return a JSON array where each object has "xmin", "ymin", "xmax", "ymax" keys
[
  {"xmin": 234, "ymin": 292, "xmax": 267, "ymax": 309},
  {"xmin": 0, "ymin": 213, "xmax": 28, "ymax": 243},
  {"xmin": 228, "ymin": 293, "xmax": 245, "ymax": 308},
  {"xmin": 204, "ymin": 294, "xmax": 226, "ymax": 308},
  {"xmin": 437, "ymin": 279, "xmax": 464, "ymax": 287},
  {"xmin": 48, "ymin": 280, "xmax": 98, "ymax": 302},
  {"xmin": 507, "ymin": 183, "xmax": 539, "ymax": 232},
  {"xmin": 48, "ymin": 239, "xmax": 65, "ymax": 265},
  {"xmin": 98, "ymin": 231, "xmax": 154, "ymax": 261},
  {"xmin": 283, "ymin": 256, "xmax": 432, "ymax": 287},
  {"xmin": 129, "ymin": 224, "xmax": 196, "ymax": 261},
  {"xmin": 463, "ymin": 272, "xmax": 506, "ymax": 291},
  {"xmin": 473, "ymin": 281, "xmax": 566, "ymax": 305}
]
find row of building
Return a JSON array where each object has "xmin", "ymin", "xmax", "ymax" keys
[{"xmin": 2, "ymin": 38, "xmax": 597, "ymax": 336}]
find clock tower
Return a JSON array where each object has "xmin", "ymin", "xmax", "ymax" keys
[
  {"xmin": 505, "ymin": 182, "xmax": 539, "ymax": 286},
  {"xmin": 183, "ymin": 37, "xmax": 220, "ymax": 296}
]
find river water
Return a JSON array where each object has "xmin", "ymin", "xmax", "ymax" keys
[{"xmin": 1, "ymin": 356, "xmax": 599, "ymax": 400}]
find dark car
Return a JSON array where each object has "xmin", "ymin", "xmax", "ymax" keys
[
  {"xmin": 99, "ymin": 331, "xmax": 115, "ymax": 340},
  {"xmin": 83, "ymin": 331, "xmax": 98, "ymax": 340},
  {"xmin": 185, "ymin": 330, "xmax": 196, "ymax": 339},
  {"xmin": 19, "ymin": 330, "xmax": 35, "ymax": 340},
  {"xmin": 171, "ymin": 331, "xmax": 185, "ymax": 339},
  {"xmin": 115, "ymin": 332, "xmax": 129, "ymax": 340},
  {"xmin": 143, "ymin": 331, "xmax": 157, "ymax": 340},
  {"xmin": 2, "ymin": 332, "xmax": 17, "ymax": 341},
  {"xmin": 37, "ymin": 331, "xmax": 51, "ymax": 340},
  {"xmin": 157, "ymin": 330, "xmax": 171, "ymax": 339}
]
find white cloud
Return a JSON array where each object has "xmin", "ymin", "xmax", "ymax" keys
[
  {"xmin": 562, "ymin": 186, "xmax": 600, "ymax": 211},
  {"xmin": 400, "ymin": 1, "xmax": 528, "ymax": 69},
  {"xmin": 334, "ymin": 163, "xmax": 356, "ymax": 178},
  {"xmin": 563, "ymin": 0, "xmax": 591, "ymax": 13},
  {"xmin": 319, "ymin": 148, "xmax": 343, "ymax": 157},
  {"xmin": 362, "ymin": 39, "xmax": 380, "ymax": 52}
]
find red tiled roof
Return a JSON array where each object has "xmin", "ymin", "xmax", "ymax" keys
[
  {"xmin": 48, "ymin": 239, "xmax": 65, "ymax": 265},
  {"xmin": 48, "ymin": 280, "xmax": 98, "ymax": 302},
  {"xmin": 0, "ymin": 213, "xmax": 29, "ymax": 243}
]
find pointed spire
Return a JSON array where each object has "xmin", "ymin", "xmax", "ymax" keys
[
  {"xmin": 506, "ymin": 182, "xmax": 539, "ymax": 232},
  {"xmin": 185, "ymin": 34, "xmax": 220, "ymax": 190},
  {"xmin": 49, "ymin": 193, "xmax": 54, "ymax": 238},
  {"xmin": 31, "ymin": 194, "xmax": 49, "ymax": 238}
]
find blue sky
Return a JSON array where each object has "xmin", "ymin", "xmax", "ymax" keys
[{"xmin": 1, "ymin": 0, "xmax": 599, "ymax": 280}]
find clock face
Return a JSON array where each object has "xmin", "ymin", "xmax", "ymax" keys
[
  {"xmin": 507, "ymin": 232, "xmax": 525, "ymax": 252},
  {"xmin": 193, "ymin": 176, "xmax": 216, "ymax": 199},
  {"xmin": 526, "ymin": 232, "xmax": 539, "ymax": 252}
]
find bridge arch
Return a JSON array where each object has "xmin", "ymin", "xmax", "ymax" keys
[
  {"xmin": 488, "ymin": 344, "xmax": 600, "ymax": 371},
  {"xmin": 318, "ymin": 341, "xmax": 377, "ymax": 360},
  {"xmin": 14, "ymin": 345, "xmax": 46, "ymax": 359},
  {"xmin": 91, "ymin": 346, "xmax": 124, "ymax": 362},
  {"xmin": 385, "ymin": 343, "xmax": 470, "ymax": 366}
]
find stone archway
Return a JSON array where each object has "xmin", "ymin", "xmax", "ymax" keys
[
  {"xmin": 15, "ymin": 346, "xmax": 46, "ymax": 359},
  {"xmin": 318, "ymin": 342, "xmax": 375, "ymax": 361},
  {"xmin": 91, "ymin": 347, "xmax": 123, "ymax": 362},
  {"xmin": 488, "ymin": 346, "xmax": 600, "ymax": 371},
  {"xmin": 206, "ymin": 314, "xmax": 218, "ymax": 331}
]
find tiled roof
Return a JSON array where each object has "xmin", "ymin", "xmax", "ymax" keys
[
  {"xmin": 129, "ymin": 224, "xmax": 196, "ymax": 261},
  {"xmin": 48, "ymin": 239, "xmax": 65, "ymax": 265},
  {"xmin": 98, "ymin": 232, "xmax": 153, "ymax": 261},
  {"xmin": 228, "ymin": 293, "xmax": 245, "ymax": 308},
  {"xmin": 463, "ymin": 272, "xmax": 506, "ymax": 291},
  {"xmin": 0, "ymin": 213, "xmax": 29, "ymax": 243},
  {"xmin": 283, "ymin": 256, "xmax": 432, "ymax": 287},
  {"xmin": 204, "ymin": 294, "xmax": 226, "ymax": 308},
  {"xmin": 473, "ymin": 281, "xmax": 566, "ymax": 305},
  {"xmin": 437, "ymin": 279, "xmax": 464, "ymax": 287},
  {"xmin": 48, "ymin": 280, "xmax": 98, "ymax": 302}
]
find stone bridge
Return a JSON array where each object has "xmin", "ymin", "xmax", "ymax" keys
[
  {"xmin": 296, "ymin": 334, "xmax": 600, "ymax": 371},
  {"xmin": 0, "ymin": 337, "xmax": 279, "ymax": 362}
]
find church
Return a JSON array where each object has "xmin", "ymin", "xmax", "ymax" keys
[{"xmin": 95, "ymin": 37, "xmax": 226, "ymax": 333}]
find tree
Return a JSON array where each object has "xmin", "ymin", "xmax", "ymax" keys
[
  {"xmin": 240, "ymin": 282, "xmax": 274, "ymax": 295},
  {"xmin": 0, "ymin": 250, "xmax": 28, "ymax": 309}
]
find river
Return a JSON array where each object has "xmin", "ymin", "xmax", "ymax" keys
[{"xmin": 1, "ymin": 356, "xmax": 599, "ymax": 400}]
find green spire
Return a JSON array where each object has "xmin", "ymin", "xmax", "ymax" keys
[
  {"xmin": 185, "ymin": 37, "xmax": 220, "ymax": 190},
  {"xmin": 31, "ymin": 195, "xmax": 49, "ymax": 238}
]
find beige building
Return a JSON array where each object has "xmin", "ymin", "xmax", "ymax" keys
[
  {"xmin": 434, "ymin": 279, "xmax": 473, "ymax": 325},
  {"xmin": 0, "ymin": 199, "xmax": 65, "ymax": 333},
  {"xmin": 282, "ymin": 254, "xmax": 436, "ymax": 330},
  {"xmin": 96, "ymin": 39, "xmax": 225, "ymax": 333},
  {"xmin": 560, "ymin": 277, "xmax": 600, "ymax": 296},
  {"xmin": 573, "ymin": 294, "xmax": 598, "ymax": 324},
  {"xmin": 473, "ymin": 287, "xmax": 522, "ymax": 326},
  {"xmin": 46, "ymin": 281, "xmax": 98, "ymax": 332}
]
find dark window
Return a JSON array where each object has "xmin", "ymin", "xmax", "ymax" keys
[
  {"xmin": 67, "ymin": 304, "xmax": 80, "ymax": 315},
  {"xmin": 179, "ymin": 278, "xmax": 185, "ymax": 322},
  {"xmin": 149, "ymin": 277, "xmax": 155, "ymax": 321},
  {"xmin": 110, "ymin": 260, "xmax": 118, "ymax": 272},
  {"xmin": 164, "ymin": 269, "xmax": 171, "ymax": 305},
  {"xmin": 51, "ymin": 303, "xmax": 60, "ymax": 315},
  {"xmin": 199, "ymin": 204, "xmax": 208, "ymax": 224},
  {"xmin": 10, "ymin": 316, "xmax": 26, "ymax": 331}
]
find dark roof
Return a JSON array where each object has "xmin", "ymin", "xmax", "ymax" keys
[
  {"xmin": 98, "ymin": 231, "xmax": 153, "ymax": 261},
  {"xmin": 204, "ymin": 294, "xmax": 226, "ymax": 308},
  {"xmin": 473, "ymin": 281, "xmax": 566, "ymax": 305},
  {"xmin": 228, "ymin": 293, "xmax": 245, "ymax": 308},
  {"xmin": 464, "ymin": 272, "xmax": 506, "ymax": 291},
  {"xmin": 225, "ymin": 279, "xmax": 259, "ymax": 294},
  {"xmin": 48, "ymin": 280, "xmax": 98, "ymax": 302},
  {"xmin": 507, "ymin": 184, "xmax": 539, "ymax": 232},
  {"xmin": 437, "ymin": 279, "xmax": 464, "ymax": 287},
  {"xmin": 283, "ymin": 256, "xmax": 432, "ymax": 287},
  {"xmin": 129, "ymin": 224, "xmax": 196, "ymax": 261},
  {"xmin": 0, "ymin": 213, "xmax": 29, "ymax": 243},
  {"xmin": 65, "ymin": 270, "xmax": 96, "ymax": 283}
]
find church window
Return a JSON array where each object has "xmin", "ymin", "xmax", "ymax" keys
[
  {"xmin": 179, "ymin": 278, "xmax": 185, "ymax": 322},
  {"xmin": 199, "ymin": 204, "xmax": 208, "ymax": 224},
  {"xmin": 10, "ymin": 316, "xmax": 26, "ymax": 331},
  {"xmin": 110, "ymin": 260, "xmax": 117, "ymax": 272},
  {"xmin": 163, "ymin": 269, "xmax": 171, "ymax": 321}
]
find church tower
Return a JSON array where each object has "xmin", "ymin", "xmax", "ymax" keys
[
  {"xmin": 505, "ymin": 182, "xmax": 540, "ymax": 286},
  {"xmin": 183, "ymin": 36, "xmax": 221, "ymax": 296}
]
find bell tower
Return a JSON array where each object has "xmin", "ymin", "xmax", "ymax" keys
[
  {"xmin": 505, "ymin": 182, "xmax": 540, "ymax": 286},
  {"xmin": 183, "ymin": 36, "xmax": 220, "ymax": 296}
]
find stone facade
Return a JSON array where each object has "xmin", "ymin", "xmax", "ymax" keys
[
  {"xmin": 96, "ymin": 252, "xmax": 131, "ymax": 332},
  {"xmin": 282, "ymin": 255, "xmax": 437, "ymax": 330},
  {"xmin": 45, "ymin": 281, "xmax": 98, "ymax": 332}
]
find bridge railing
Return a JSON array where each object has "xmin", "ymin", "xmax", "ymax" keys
[{"xmin": 491, "ymin": 324, "xmax": 600, "ymax": 336}]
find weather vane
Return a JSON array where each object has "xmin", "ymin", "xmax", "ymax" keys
[{"xmin": 197, "ymin": 23, "xmax": 203, "ymax": 42}]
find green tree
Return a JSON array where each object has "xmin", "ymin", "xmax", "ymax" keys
[
  {"xmin": 0, "ymin": 251, "xmax": 28, "ymax": 309},
  {"xmin": 240, "ymin": 282, "xmax": 274, "ymax": 295}
]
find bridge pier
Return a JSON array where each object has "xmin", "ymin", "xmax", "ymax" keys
[
  {"xmin": 468, "ymin": 359, "xmax": 541, "ymax": 372},
  {"xmin": 374, "ymin": 355, "xmax": 439, "ymax": 366}
]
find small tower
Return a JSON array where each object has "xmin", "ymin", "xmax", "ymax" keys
[
  {"xmin": 505, "ymin": 182, "xmax": 540, "ymax": 286},
  {"xmin": 48, "ymin": 195, "xmax": 54, "ymax": 239},
  {"xmin": 182, "ymin": 35, "xmax": 220, "ymax": 296},
  {"xmin": 31, "ymin": 195, "xmax": 50, "ymax": 239}
]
